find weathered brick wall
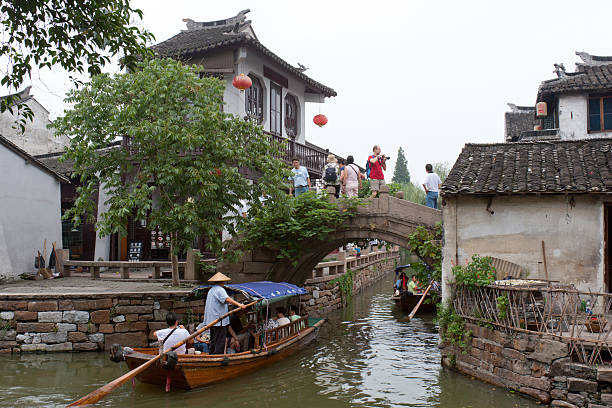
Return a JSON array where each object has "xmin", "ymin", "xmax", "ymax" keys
[
  {"xmin": 441, "ymin": 323, "xmax": 612, "ymax": 407},
  {"xmin": 301, "ymin": 256, "xmax": 397, "ymax": 317},
  {"xmin": 0, "ymin": 294, "xmax": 203, "ymax": 353}
]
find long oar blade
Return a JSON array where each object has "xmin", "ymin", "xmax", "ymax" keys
[
  {"xmin": 408, "ymin": 281, "xmax": 433, "ymax": 321},
  {"xmin": 67, "ymin": 300, "xmax": 258, "ymax": 407}
]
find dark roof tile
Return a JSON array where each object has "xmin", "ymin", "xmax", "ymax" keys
[
  {"xmin": 442, "ymin": 138, "xmax": 612, "ymax": 195},
  {"xmin": 538, "ymin": 64, "xmax": 612, "ymax": 100}
]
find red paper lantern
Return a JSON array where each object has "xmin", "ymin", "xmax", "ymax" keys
[
  {"xmin": 313, "ymin": 114, "xmax": 328, "ymax": 127},
  {"xmin": 232, "ymin": 74, "xmax": 252, "ymax": 92}
]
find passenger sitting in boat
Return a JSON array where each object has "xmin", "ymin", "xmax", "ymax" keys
[
  {"xmin": 288, "ymin": 308, "xmax": 301, "ymax": 322},
  {"xmin": 226, "ymin": 314, "xmax": 251, "ymax": 352},
  {"xmin": 276, "ymin": 308, "xmax": 290, "ymax": 326},
  {"xmin": 155, "ymin": 311, "xmax": 192, "ymax": 354},
  {"xmin": 264, "ymin": 313, "xmax": 278, "ymax": 330},
  {"xmin": 193, "ymin": 324, "xmax": 210, "ymax": 353}
]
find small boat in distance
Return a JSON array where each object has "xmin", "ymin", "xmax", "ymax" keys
[
  {"xmin": 391, "ymin": 264, "xmax": 437, "ymax": 313},
  {"xmin": 120, "ymin": 281, "xmax": 325, "ymax": 390}
]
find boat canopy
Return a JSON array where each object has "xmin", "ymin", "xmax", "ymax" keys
[
  {"xmin": 190, "ymin": 281, "xmax": 308, "ymax": 306},
  {"xmin": 395, "ymin": 264, "xmax": 411, "ymax": 273}
]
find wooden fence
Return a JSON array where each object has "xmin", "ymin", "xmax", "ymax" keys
[{"xmin": 453, "ymin": 282, "xmax": 612, "ymax": 365}]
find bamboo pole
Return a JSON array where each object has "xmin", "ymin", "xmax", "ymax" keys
[
  {"xmin": 67, "ymin": 300, "xmax": 258, "ymax": 407},
  {"xmin": 541, "ymin": 241, "xmax": 549, "ymax": 282},
  {"xmin": 408, "ymin": 281, "xmax": 433, "ymax": 321}
]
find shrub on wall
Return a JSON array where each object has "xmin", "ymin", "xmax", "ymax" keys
[{"xmin": 452, "ymin": 254, "xmax": 496, "ymax": 289}]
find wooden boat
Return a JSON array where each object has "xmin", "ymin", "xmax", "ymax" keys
[
  {"xmin": 120, "ymin": 281, "xmax": 326, "ymax": 390},
  {"xmin": 124, "ymin": 316, "xmax": 325, "ymax": 389},
  {"xmin": 392, "ymin": 291, "xmax": 436, "ymax": 313}
]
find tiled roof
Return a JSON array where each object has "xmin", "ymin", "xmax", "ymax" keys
[
  {"xmin": 538, "ymin": 64, "xmax": 612, "ymax": 100},
  {"xmin": 152, "ymin": 23, "xmax": 337, "ymax": 97},
  {"xmin": 442, "ymin": 138, "xmax": 612, "ymax": 195},
  {"xmin": 0, "ymin": 135, "xmax": 68, "ymax": 183}
]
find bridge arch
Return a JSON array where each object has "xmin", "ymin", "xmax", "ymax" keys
[{"xmin": 219, "ymin": 192, "xmax": 441, "ymax": 285}]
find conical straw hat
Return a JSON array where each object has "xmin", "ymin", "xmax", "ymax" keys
[{"xmin": 208, "ymin": 272, "xmax": 231, "ymax": 283}]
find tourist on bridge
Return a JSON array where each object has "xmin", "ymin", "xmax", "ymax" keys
[
  {"xmin": 423, "ymin": 163, "xmax": 442, "ymax": 209},
  {"xmin": 368, "ymin": 145, "xmax": 387, "ymax": 198},
  {"xmin": 322, "ymin": 154, "xmax": 341, "ymax": 198},
  {"xmin": 341, "ymin": 155, "xmax": 362, "ymax": 198},
  {"xmin": 289, "ymin": 158, "xmax": 311, "ymax": 197},
  {"xmin": 204, "ymin": 272, "xmax": 247, "ymax": 354},
  {"xmin": 154, "ymin": 311, "xmax": 191, "ymax": 354}
]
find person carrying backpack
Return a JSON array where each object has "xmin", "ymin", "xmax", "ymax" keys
[{"xmin": 322, "ymin": 154, "xmax": 341, "ymax": 198}]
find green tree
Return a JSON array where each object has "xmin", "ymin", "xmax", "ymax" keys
[
  {"xmin": 0, "ymin": 1, "xmax": 153, "ymax": 127},
  {"xmin": 392, "ymin": 147, "xmax": 410, "ymax": 184},
  {"xmin": 433, "ymin": 162, "xmax": 450, "ymax": 183},
  {"xmin": 55, "ymin": 58, "xmax": 287, "ymax": 286}
]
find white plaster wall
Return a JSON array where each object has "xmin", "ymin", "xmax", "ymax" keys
[
  {"xmin": 225, "ymin": 48, "xmax": 310, "ymax": 144},
  {"xmin": 0, "ymin": 99, "xmax": 70, "ymax": 155},
  {"xmin": 0, "ymin": 146, "xmax": 62, "ymax": 278},
  {"xmin": 442, "ymin": 195, "xmax": 605, "ymax": 298},
  {"xmin": 558, "ymin": 94, "xmax": 612, "ymax": 139},
  {"xmin": 93, "ymin": 182, "xmax": 111, "ymax": 261}
]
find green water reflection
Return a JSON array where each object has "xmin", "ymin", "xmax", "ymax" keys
[{"xmin": 0, "ymin": 274, "xmax": 539, "ymax": 407}]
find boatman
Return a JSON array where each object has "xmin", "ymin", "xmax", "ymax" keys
[{"xmin": 204, "ymin": 272, "xmax": 247, "ymax": 354}]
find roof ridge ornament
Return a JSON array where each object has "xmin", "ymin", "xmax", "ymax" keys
[
  {"xmin": 183, "ymin": 9, "xmax": 250, "ymax": 31},
  {"xmin": 553, "ymin": 63, "xmax": 567, "ymax": 79}
]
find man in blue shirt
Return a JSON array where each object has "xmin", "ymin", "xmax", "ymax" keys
[
  {"xmin": 204, "ymin": 272, "xmax": 247, "ymax": 354},
  {"xmin": 289, "ymin": 158, "xmax": 311, "ymax": 196}
]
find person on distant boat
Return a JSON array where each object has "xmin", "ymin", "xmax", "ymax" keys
[
  {"xmin": 155, "ymin": 311, "xmax": 191, "ymax": 354},
  {"xmin": 408, "ymin": 275, "xmax": 420, "ymax": 295},
  {"xmin": 204, "ymin": 272, "xmax": 247, "ymax": 354},
  {"xmin": 288, "ymin": 308, "xmax": 301, "ymax": 322},
  {"xmin": 276, "ymin": 308, "xmax": 290, "ymax": 326},
  {"xmin": 396, "ymin": 272, "xmax": 408, "ymax": 290}
]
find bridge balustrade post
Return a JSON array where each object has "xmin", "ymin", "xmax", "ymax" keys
[
  {"xmin": 377, "ymin": 184, "xmax": 390, "ymax": 213},
  {"xmin": 326, "ymin": 185, "xmax": 336, "ymax": 202}
]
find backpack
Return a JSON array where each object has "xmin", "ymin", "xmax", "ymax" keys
[
  {"xmin": 324, "ymin": 166, "xmax": 337, "ymax": 183},
  {"xmin": 365, "ymin": 157, "xmax": 372, "ymax": 179}
]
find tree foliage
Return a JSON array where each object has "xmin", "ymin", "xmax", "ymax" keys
[
  {"xmin": 0, "ymin": 0, "xmax": 153, "ymax": 126},
  {"xmin": 392, "ymin": 147, "xmax": 410, "ymax": 184},
  {"xmin": 242, "ymin": 192, "xmax": 362, "ymax": 263},
  {"xmin": 55, "ymin": 58, "xmax": 287, "ymax": 265},
  {"xmin": 407, "ymin": 223, "xmax": 442, "ymax": 285}
]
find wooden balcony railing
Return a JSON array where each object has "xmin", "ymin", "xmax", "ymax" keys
[
  {"xmin": 265, "ymin": 132, "xmax": 348, "ymax": 179},
  {"xmin": 123, "ymin": 133, "xmax": 351, "ymax": 180}
]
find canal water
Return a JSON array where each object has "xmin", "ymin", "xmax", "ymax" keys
[{"xmin": 0, "ymin": 273, "xmax": 539, "ymax": 407}]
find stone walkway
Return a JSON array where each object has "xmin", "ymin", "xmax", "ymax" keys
[{"xmin": 0, "ymin": 276, "xmax": 198, "ymax": 295}]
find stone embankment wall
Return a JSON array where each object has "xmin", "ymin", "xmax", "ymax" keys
[
  {"xmin": 441, "ymin": 323, "xmax": 612, "ymax": 407},
  {"xmin": 0, "ymin": 294, "xmax": 202, "ymax": 353},
  {"xmin": 0, "ymin": 249, "xmax": 399, "ymax": 352},
  {"xmin": 301, "ymin": 252, "xmax": 398, "ymax": 317}
]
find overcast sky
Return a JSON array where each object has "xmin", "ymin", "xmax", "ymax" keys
[{"xmin": 13, "ymin": 0, "xmax": 612, "ymax": 185}]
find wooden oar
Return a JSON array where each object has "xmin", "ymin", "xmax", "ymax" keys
[
  {"xmin": 67, "ymin": 300, "xmax": 259, "ymax": 407},
  {"xmin": 407, "ymin": 281, "xmax": 434, "ymax": 321}
]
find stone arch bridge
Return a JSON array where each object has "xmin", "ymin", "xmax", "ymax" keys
[{"xmin": 218, "ymin": 190, "xmax": 441, "ymax": 285}]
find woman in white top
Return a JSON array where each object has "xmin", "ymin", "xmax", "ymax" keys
[{"xmin": 341, "ymin": 155, "xmax": 362, "ymax": 198}]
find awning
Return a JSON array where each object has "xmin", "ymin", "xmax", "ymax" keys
[{"xmin": 189, "ymin": 281, "xmax": 308, "ymax": 305}]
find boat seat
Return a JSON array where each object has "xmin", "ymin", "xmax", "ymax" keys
[{"xmin": 489, "ymin": 257, "xmax": 523, "ymax": 280}]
